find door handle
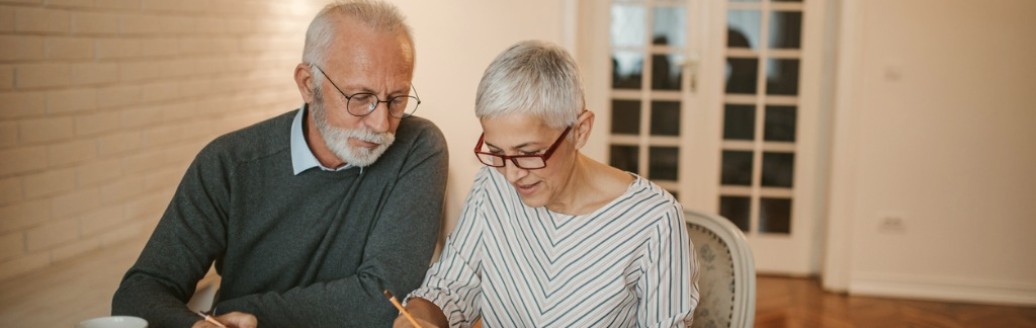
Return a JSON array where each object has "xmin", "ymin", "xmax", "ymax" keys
[{"xmin": 682, "ymin": 50, "xmax": 701, "ymax": 93}]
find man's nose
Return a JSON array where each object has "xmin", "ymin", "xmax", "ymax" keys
[{"xmin": 363, "ymin": 101, "xmax": 391, "ymax": 133}]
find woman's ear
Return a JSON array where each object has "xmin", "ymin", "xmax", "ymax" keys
[
  {"xmin": 294, "ymin": 63, "xmax": 315, "ymax": 104},
  {"xmin": 573, "ymin": 109, "xmax": 594, "ymax": 149}
]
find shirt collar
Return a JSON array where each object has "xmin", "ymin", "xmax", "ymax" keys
[{"xmin": 290, "ymin": 104, "xmax": 356, "ymax": 175}]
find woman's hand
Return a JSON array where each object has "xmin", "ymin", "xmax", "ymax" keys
[
  {"xmin": 392, "ymin": 315, "xmax": 439, "ymax": 328},
  {"xmin": 389, "ymin": 297, "xmax": 449, "ymax": 328}
]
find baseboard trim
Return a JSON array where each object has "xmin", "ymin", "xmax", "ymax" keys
[{"xmin": 850, "ymin": 272, "xmax": 1036, "ymax": 306}]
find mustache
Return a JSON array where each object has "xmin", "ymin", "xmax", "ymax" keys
[
  {"xmin": 345, "ymin": 128, "xmax": 394, "ymax": 144},
  {"xmin": 310, "ymin": 93, "xmax": 394, "ymax": 144}
]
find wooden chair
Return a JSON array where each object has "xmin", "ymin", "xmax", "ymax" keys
[{"xmin": 685, "ymin": 209, "xmax": 756, "ymax": 328}]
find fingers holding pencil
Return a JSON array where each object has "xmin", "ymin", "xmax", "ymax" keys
[
  {"xmin": 384, "ymin": 290, "xmax": 426, "ymax": 328},
  {"xmin": 196, "ymin": 311, "xmax": 228, "ymax": 328},
  {"xmin": 392, "ymin": 314, "xmax": 438, "ymax": 328},
  {"xmin": 192, "ymin": 311, "xmax": 257, "ymax": 328}
]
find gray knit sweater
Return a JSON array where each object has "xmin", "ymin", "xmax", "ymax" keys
[{"xmin": 112, "ymin": 109, "xmax": 448, "ymax": 328}]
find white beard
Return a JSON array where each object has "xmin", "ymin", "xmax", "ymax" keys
[{"xmin": 311, "ymin": 97, "xmax": 395, "ymax": 167}]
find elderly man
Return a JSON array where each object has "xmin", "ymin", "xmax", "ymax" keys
[{"xmin": 112, "ymin": 1, "xmax": 447, "ymax": 327}]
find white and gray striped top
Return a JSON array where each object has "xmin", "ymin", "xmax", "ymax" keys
[{"xmin": 408, "ymin": 167, "xmax": 699, "ymax": 327}]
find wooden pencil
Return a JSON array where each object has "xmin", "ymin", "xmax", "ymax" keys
[{"xmin": 384, "ymin": 290, "xmax": 423, "ymax": 328}]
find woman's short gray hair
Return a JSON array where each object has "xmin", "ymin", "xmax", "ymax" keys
[
  {"xmin": 476, "ymin": 40, "xmax": 585, "ymax": 128},
  {"xmin": 303, "ymin": 0, "xmax": 414, "ymax": 83}
]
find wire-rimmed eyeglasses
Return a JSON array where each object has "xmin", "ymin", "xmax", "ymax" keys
[
  {"xmin": 473, "ymin": 127, "xmax": 572, "ymax": 170},
  {"xmin": 311, "ymin": 64, "xmax": 421, "ymax": 118}
]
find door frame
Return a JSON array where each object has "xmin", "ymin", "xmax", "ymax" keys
[{"xmin": 574, "ymin": 0, "xmax": 836, "ymax": 276}]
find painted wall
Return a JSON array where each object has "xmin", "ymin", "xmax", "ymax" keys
[
  {"xmin": 0, "ymin": 0, "xmax": 328, "ymax": 280},
  {"xmin": 0, "ymin": 0, "xmax": 569, "ymax": 280},
  {"xmin": 827, "ymin": 0, "xmax": 1036, "ymax": 304}
]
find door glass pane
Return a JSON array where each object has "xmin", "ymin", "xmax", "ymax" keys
[
  {"xmin": 766, "ymin": 58, "xmax": 799, "ymax": 95},
  {"xmin": 649, "ymin": 146, "xmax": 679, "ymax": 180},
  {"xmin": 611, "ymin": 100, "xmax": 641, "ymax": 134},
  {"xmin": 612, "ymin": 51, "xmax": 644, "ymax": 89},
  {"xmin": 761, "ymin": 152, "xmax": 794, "ymax": 187},
  {"xmin": 610, "ymin": 145, "xmax": 640, "ymax": 173},
  {"xmin": 720, "ymin": 196, "xmax": 751, "ymax": 232},
  {"xmin": 652, "ymin": 6, "xmax": 685, "ymax": 47},
  {"xmin": 723, "ymin": 104, "xmax": 755, "ymax": 140},
  {"xmin": 651, "ymin": 53, "xmax": 683, "ymax": 90},
  {"xmin": 725, "ymin": 58, "xmax": 758, "ymax": 94},
  {"xmin": 760, "ymin": 198, "xmax": 792, "ymax": 234},
  {"xmin": 727, "ymin": 10, "xmax": 761, "ymax": 50},
  {"xmin": 764, "ymin": 105, "xmax": 796, "ymax": 142},
  {"xmin": 769, "ymin": 11, "xmax": 803, "ymax": 49},
  {"xmin": 650, "ymin": 101, "xmax": 680, "ymax": 136},
  {"xmin": 611, "ymin": 4, "xmax": 645, "ymax": 47},
  {"xmin": 721, "ymin": 150, "xmax": 753, "ymax": 186}
]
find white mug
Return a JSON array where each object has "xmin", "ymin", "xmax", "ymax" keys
[{"xmin": 75, "ymin": 316, "xmax": 148, "ymax": 328}]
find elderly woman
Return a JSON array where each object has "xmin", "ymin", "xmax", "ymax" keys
[{"xmin": 396, "ymin": 40, "xmax": 698, "ymax": 328}]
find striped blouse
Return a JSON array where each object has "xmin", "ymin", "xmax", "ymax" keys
[{"xmin": 407, "ymin": 167, "xmax": 699, "ymax": 327}]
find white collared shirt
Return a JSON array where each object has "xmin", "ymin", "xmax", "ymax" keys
[{"xmin": 290, "ymin": 104, "xmax": 356, "ymax": 175}]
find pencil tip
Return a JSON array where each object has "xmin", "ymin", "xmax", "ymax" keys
[{"xmin": 383, "ymin": 289, "xmax": 394, "ymax": 298}]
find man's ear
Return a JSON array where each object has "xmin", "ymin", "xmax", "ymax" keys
[
  {"xmin": 573, "ymin": 109, "xmax": 595, "ymax": 149},
  {"xmin": 294, "ymin": 63, "xmax": 315, "ymax": 104}
]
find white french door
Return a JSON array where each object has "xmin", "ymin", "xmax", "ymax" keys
[{"xmin": 578, "ymin": 0, "xmax": 829, "ymax": 275}]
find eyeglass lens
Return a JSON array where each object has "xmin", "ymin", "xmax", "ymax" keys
[
  {"xmin": 346, "ymin": 93, "xmax": 419, "ymax": 118},
  {"xmin": 476, "ymin": 154, "xmax": 547, "ymax": 169}
]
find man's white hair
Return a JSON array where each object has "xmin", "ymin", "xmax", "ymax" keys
[{"xmin": 302, "ymin": 0, "xmax": 414, "ymax": 84}]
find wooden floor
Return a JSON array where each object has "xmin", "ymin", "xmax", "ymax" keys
[
  {"xmin": 1, "ymin": 236, "xmax": 1034, "ymax": 327},
  {"xmin": 756, "ymin": 275, "xmax": 1036, "ymax": 328}
]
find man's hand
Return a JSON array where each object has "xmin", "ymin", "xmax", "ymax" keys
[{"xmin": 191, "ymin": 311, "xmax": 258, "ymax": 328}]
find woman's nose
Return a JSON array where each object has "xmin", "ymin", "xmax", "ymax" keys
[{"xmin": 501, "ymin": 159, "xmax": 528, "ymax": 182}]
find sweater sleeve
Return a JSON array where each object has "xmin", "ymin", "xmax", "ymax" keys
[
  {"xmin": 637, "ymin": 206, "xmax": 700, "ymax": 327},
  {"xmin": 405, "ymin": 168, "xmax": 492, "ymax": 328},
  {"xmin": 211, "ymin": 120, "xmax": 450, "ymax": 328},
  {"xmin": 112, "ymin": 141, "xmax": 232, "ymax": 328}
]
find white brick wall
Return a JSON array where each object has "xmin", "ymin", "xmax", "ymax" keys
[{"xmin": 0, "ymin": 0, "xmax": 324, "ymax": 281}]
